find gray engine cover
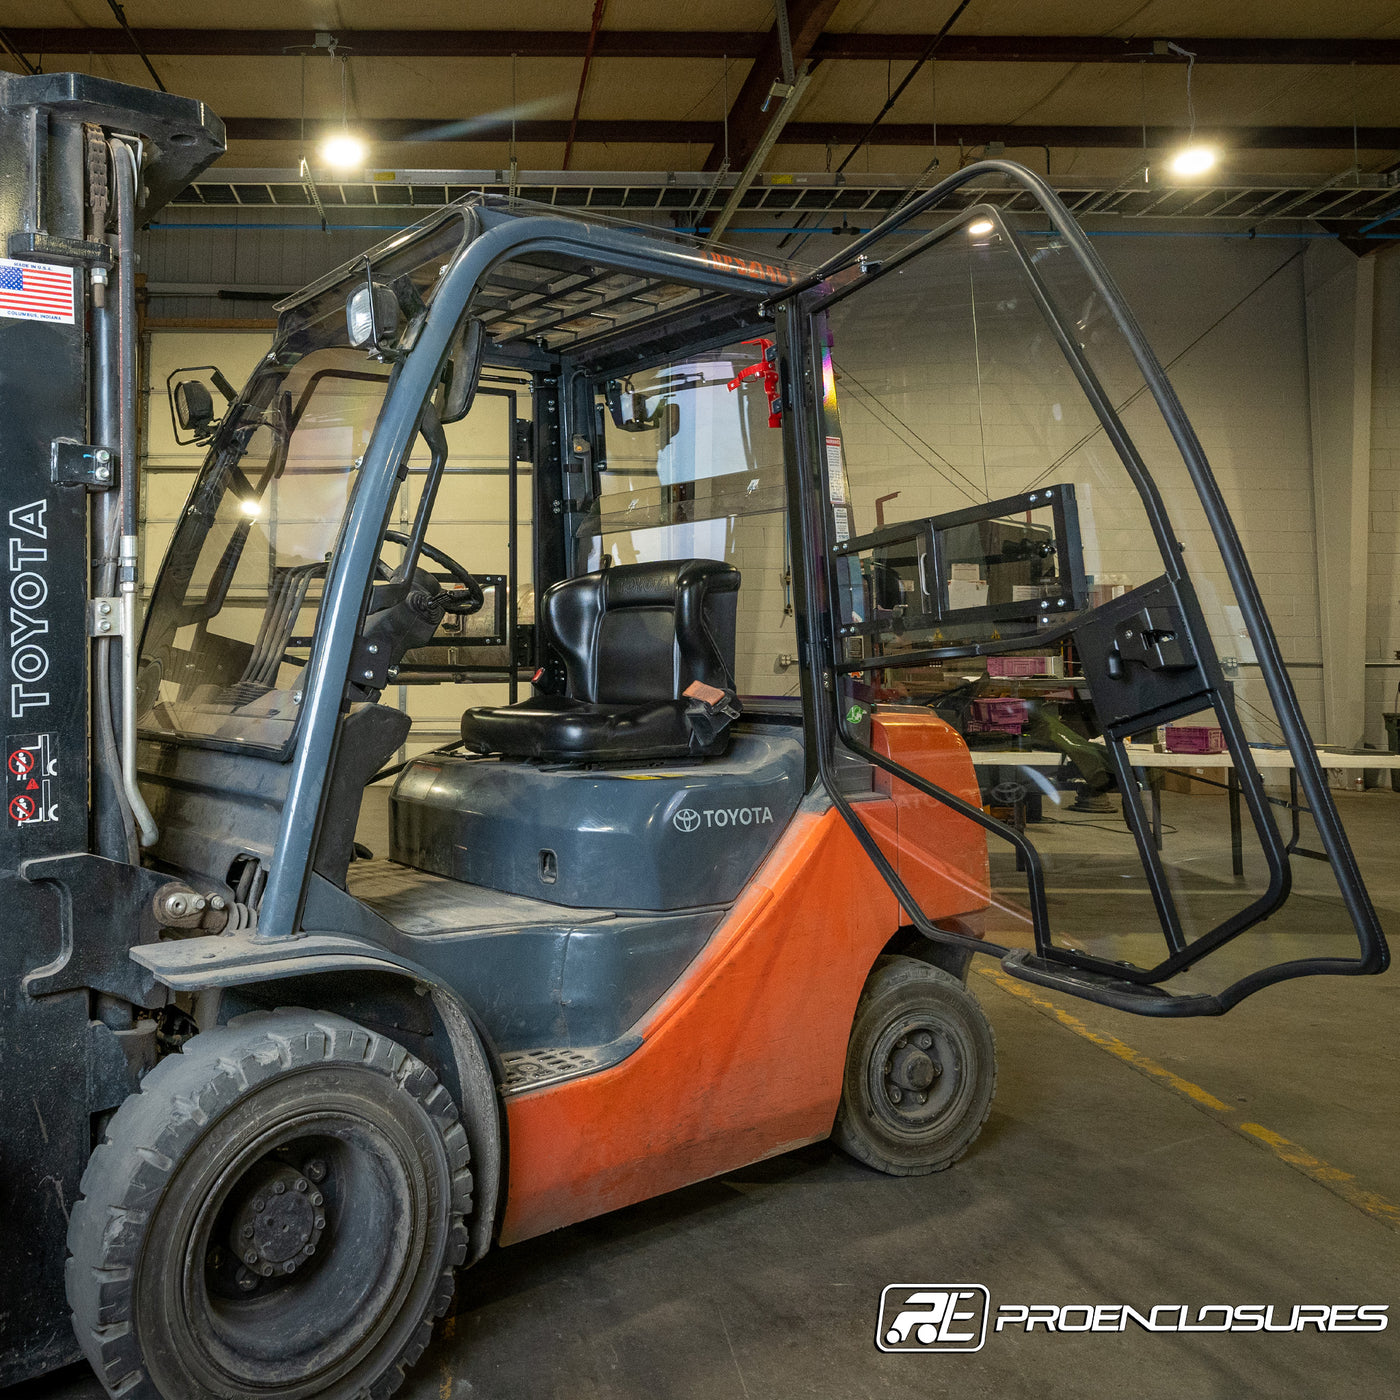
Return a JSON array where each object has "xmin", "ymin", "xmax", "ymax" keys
[{"xmin": 389, "ymin": 728, "xmax": 805, "ymax": 910}]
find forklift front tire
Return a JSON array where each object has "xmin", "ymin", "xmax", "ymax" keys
[
  {"xmin": 66, "ymin": 1008, "xmax": 473, "ymax": 1400},
  {"xmin": 834, "ymin": 956, "xmax": 997, "ymax": 1176}
]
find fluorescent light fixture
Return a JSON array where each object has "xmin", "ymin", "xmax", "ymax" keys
[
  {"xmin": 320, "ymin": 132, "xmax": 367, "ymax": 170},
  {"xmin": 1169, "ymin": 145, "xmax": 1216, "ymax": 176},
  {"xmin": 967, "ymin": 218, "xmax": 995, "ymax": 236}
]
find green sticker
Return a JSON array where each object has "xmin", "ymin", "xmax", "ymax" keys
[{"xmin": 846, "ymin": 703, "xmax": 867, "ymax": 725}]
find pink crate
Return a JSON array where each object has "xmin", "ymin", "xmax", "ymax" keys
[
  {"xmin": 1164, "ymin": 725, "xmax": 1225, "ymax": 754},
  {"xmin": 966, "ymin": 698, "xmax": 1030, "ymax": 735},
  {"xmin": 987, "ymin": 655, "xmax": 1057, "ymax": 678}
]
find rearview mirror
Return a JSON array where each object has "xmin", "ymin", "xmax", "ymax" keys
[
  {"xmin": 435, "ymin": 318, "xmax": 485, "ymax": 424},
  {"xmin": 166, "ymin": 365, "xmax": 236, "ymax": 445},
  {"xmin": 605, "ymin": 380, "xmax": 680, "ymax": 437}
]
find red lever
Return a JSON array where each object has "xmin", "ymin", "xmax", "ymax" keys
[{"xmin": 727, "ymin": 337, "xmax": 782, "ymax": 428}]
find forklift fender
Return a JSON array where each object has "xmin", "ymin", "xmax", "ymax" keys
[{"xmin": 130, "ymin": 931, "xmax": 503, "ymax": 1265}]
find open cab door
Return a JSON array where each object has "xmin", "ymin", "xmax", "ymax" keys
[{"xmin": 777, "ymin": 161, "xmax": 1388, "ymax": 1016}]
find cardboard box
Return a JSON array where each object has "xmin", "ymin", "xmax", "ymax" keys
[
  {"xmin": 947, "ymin": 578, "xmax": 989, "ymax": 610},
  {"xmin": 1160, "ymin": 765, "xmax": 1228, "ymax": 796}
]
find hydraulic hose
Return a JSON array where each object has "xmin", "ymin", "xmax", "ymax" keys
[
  {"xmin": 90, "ymin": 255, "xmax": 138, "ymax": 864},
  {"xmin": 111, "ymin": 139, "xmax": 158, "ymax": 847}
]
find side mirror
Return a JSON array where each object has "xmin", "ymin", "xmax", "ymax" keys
[
  {"xmin": 167, "ymin": 365, "xmax": 236, "ymax": 445},
  {"xmin": 605, "ymin": 380, "xmax": 680, "ymax": 436},
  {"xmin": 435, "ymin": 317, "xmax": 485, "ymax": 424}
]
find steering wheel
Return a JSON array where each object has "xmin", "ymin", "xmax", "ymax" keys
[{"xmin": 381, "ymin": 529, "xmax": 485, "ymax": 616}]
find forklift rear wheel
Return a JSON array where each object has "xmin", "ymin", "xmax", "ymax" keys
[
  {"xmin": 834, "ymin": 956, "xmax": 996, "ymax": 1176},
  {"xmin": 66, "ymin": 1008, "xmax": 473, "ymax": 1400}
]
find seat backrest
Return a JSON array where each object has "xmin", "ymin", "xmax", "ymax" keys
[{"xmin": 542, "ymin": 559, "xmax": 740, "ymax": 704}]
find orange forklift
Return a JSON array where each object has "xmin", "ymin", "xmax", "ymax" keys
[{"xmin": 1, "ymin": 72, "xmax": 1385, "ymax": 1400}]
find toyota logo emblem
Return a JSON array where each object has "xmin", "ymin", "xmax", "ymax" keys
[{"xmin": 673, "ymin": 808, "xmax": 701, "ymax": 833}]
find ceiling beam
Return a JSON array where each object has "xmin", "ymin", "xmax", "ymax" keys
[
  {"xmin": 7, "ymin": 29, "xmax": 1400, "ymax": 64},
  {"xmin": 702, "ymin": 0, "xmax": 841, "ymax": 173},
  {"xmin": 217, "ymin": 117, "xmax": 1400, "ymax": 152}
]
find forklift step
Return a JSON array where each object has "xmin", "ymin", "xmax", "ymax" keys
[
  {"xmin": 500, "ymin": 1037, "xmax": 641, "ymax": 1093},
  {"xmin": 999, "ymin": 950, "xmax": 1224, "ymax": 1017}
]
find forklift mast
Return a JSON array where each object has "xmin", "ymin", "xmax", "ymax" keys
[{"xmin": 0, "ymin": 73, "xmax": 223, "ymax": 1386}]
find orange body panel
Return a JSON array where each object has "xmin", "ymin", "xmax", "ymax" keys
[
  {"xmin": 498, "ymin": 711, "xmax": 990, "ymax": 1246},
  {"xmin": 869, "ymin": 710, "xmax": 992, "ymax": 918}
]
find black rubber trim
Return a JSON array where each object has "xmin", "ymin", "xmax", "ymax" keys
[{"xmin": 1000, "ymin": 951, "xmax": 1224, "ymax": 1018}]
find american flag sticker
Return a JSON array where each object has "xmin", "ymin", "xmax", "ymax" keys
[{"xmin": 0, "ymin": 259, "xmax": 76, "ymax": 324}]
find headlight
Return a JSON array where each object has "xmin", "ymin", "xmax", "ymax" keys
[{"xmin": 347, "ymin": 281, "xmax": 402, "ymax": 350}]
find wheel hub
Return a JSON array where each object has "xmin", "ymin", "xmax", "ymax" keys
[
  {"xmin": 226, "ymin": 1162, "xmax": 326, "ymax": 1281},
  {"xmin": 889, "ymin": 1043, "xmax": 937, "ymax": 1092},
  {"xmin": 880, "ymin": 1029, "xmax": 944, "ymax": 1108}
]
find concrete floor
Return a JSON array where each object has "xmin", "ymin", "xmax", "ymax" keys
[{"xmin": 17, "ymin": 789, "xmax": 1399, "ymax": 1400}]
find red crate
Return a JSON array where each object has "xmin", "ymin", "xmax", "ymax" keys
[
  {"xmin": 987, "ymin": 655, "xmax": 1059, "ymax": 678},
  {"xmin": 1164, "ymin": 725, "xmax": 1225, "ymax": 754},
  {"xmin": 966, "ymin": 698, "xmax": 1030, "ymax": 735}
]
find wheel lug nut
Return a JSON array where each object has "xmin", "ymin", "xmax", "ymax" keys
[
  {"xmin": 242, "ymin": 1225, "xmax": 254, "ymax": 1239},
  {"xmin": 284, "ymin": 1261, "xmax": 297, "ymax": 1274},
  {"xmin": 273, "ymin": 1182, "xmax": 286, "ymax": 1195},
  {"xmin": 311, "ymin": 1192, "xmax": 323, "ymax": 1207},
  {"xmin": 304, "ymin": 1244, "xmax": 316, "ymax": 1257},
  {"xmin": 294, "ymin": 1178, "xmax": 308, "ymax": 1193},
  {"xmin": 252, "ymin": 1198, "xmax": 265, "ymax": 1212},
  {"xmin": 260, "ymin": 1264, "xmax": 274, "ymax": 1277},
  {"xmin": 244, "ymin": 1250, "xmax": 258, "ymax": 1265},
  {"xmin": 314, "ymin": 1216, "xmax": 325, "ymax": 1229}
]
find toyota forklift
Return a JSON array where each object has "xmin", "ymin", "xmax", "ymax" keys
[{"xmin": 1, "ymin": 73, "xmax": 1387, "ymax": 1400}]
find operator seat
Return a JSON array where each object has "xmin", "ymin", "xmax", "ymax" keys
[{"xmin": 460, "ymin": 558, "xmax": 740, "ymax": 763}]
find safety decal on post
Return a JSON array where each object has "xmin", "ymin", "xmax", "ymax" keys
[
  {"xmin": 825, "ymin": 436, "xmax": 848, "ymax": 504},
  {"xmin": 832, "ymin": 505, "xmax": 851, "ymax": 544},
  {"xmin": 0, "ymin": 259, "xmax": 75, "ymax": 324},
  {"xmin": 6, "ymin": 732, "xmax": 57, "ymax": 826}
]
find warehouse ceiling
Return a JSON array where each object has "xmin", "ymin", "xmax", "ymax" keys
[{"xmin": 5, "ymin": 1, "xmax": 1400, "ymax": 230}]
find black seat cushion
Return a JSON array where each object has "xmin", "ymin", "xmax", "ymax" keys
[
  {"xmin": 461, "ymin": 558, "xmax": 740, "ymax": 763},
  {"xmin": 461, "ymin": 693, "xmax": 702, "ymax": 762}
]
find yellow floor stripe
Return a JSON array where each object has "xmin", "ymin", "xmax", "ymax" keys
[{"xmin": 976, "ymin": 965, "xmax": 1400, "ymax": 1233}]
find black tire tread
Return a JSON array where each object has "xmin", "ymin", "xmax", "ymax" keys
[{"xmin": 66, "ymin": 1008, "xmax": 473, "ymax": 1400}]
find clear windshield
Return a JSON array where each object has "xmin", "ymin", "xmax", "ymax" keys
[
  {"xmin": 576, "ymin": 341, "xmax": 796, "ymax": 697},
  {"xmin": 137, "ymin": 348, "xmax": 391, "ymax": 752}
]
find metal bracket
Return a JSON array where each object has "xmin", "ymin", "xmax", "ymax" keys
[
  {"xmin": 351, "ymin": 635, "xmax": 390, "ymax": 690},
  {"xmin": 51, "ymin": 437, "xmax": 117, "ymax": 490},
  {"xmin": 9, "ymin": 230, "xmax": 112, "ymax": 266},
  {"xmin": 1109, "ymin": 606, "xmax": 1194, "ymax": 676},
  {"xmin": 88, "ymin": 596, "xmax": 124, "ymax": 637},
  {"xmin": 513, "ymin": 416, "xmax": 534, "ymax": 460}
]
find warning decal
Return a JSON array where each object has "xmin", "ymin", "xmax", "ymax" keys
[
  {"xmin": 6, "ymin": 732, "xmax": 57, "ymax": 826},
  {"xmin": 825, "ymin": 436, "xmax": 848, "ymax": 504}
]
